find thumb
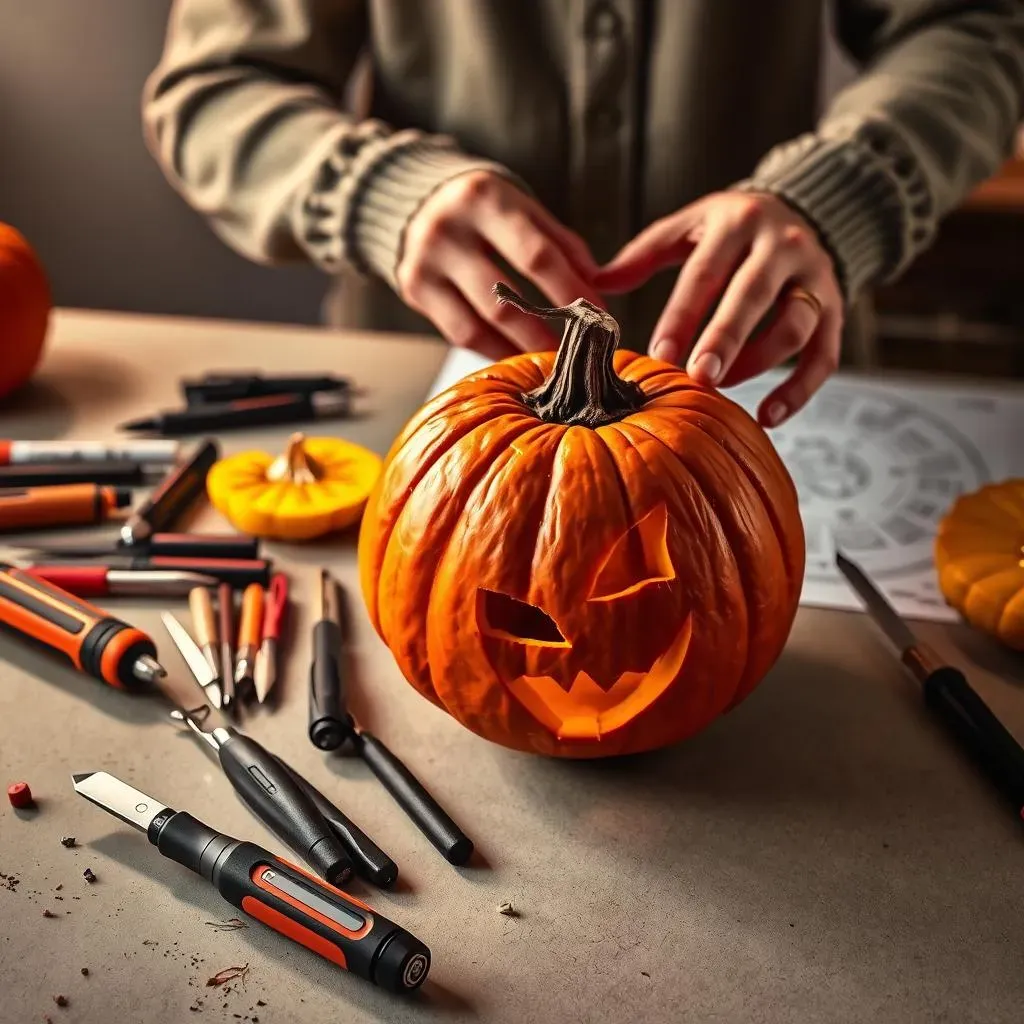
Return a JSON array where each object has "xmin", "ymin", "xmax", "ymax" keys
[{"xmin": 593, "ymin": 214, "xmax": 698, "ymax": 294}]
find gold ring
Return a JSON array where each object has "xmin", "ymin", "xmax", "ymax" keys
[{"xmin": 788, "ymin": 286, "xmax": 823, "ymax": 318}]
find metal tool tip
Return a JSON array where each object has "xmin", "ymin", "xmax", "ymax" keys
[{"xmin": 71, "ymin": 772, "xmax": 95, "ymax": 788}]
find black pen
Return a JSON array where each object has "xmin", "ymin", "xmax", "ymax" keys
[
  {"xmin": 121, "ymin": 392, "xmax": 351, "ymax": 436},
  {"xmin": 183, "ymin": 372, "xmax": 350, "ymax": 406},
  {"xmin": 121, "ymin": 439, "xmax": 220, "ymax": 545},
  {"xmin": 836, "ymin": 552, "xmax": 1024, "ymax": 821},
  {"xmin": 0, "ymin": 461, "xmax": 162, "ymax": 488},
  {"xmin": 21, "ymin": 531, "xmax": 260, "ymax": 561},
  {"xmin": 308, "ymin": 571, "xmax": 474, "ymax": 865}
]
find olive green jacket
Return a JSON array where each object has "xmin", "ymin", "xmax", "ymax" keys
[{"xmin": 143, "ymin": 1, "xmax": 1024, "ymax": 345}]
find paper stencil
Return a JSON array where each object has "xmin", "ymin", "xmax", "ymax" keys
[{"xmin": 426, "ymin": 348, "xmax": 1024, "ymax": 621}]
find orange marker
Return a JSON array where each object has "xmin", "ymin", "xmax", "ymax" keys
[
  {"xmin": 0, "ymin": 563, "xmax": 165, "ymax": 689},
  {"xmin": 0, "ymin": 484, "xmax": 131, "ymax": 533},
  {"xmin": 234, "ymin": 583, "xmax": 264, "ymax": 694}
]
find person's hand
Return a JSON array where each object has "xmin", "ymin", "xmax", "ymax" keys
[
  {"xmin": 594, "ymin": 190, "xmax": 843, "ymax": 427},
  {"xmin": 397, "ymin": 171, "xmax": 603, "ymax": 359}
]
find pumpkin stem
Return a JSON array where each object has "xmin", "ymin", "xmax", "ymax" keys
[
  {"xmin": 493, "ymin": 283, "xmax": 645, "ymax": 428},
  {"xmin": 266, "ymin": 432, "xmax": 323, "ymax": 484}
]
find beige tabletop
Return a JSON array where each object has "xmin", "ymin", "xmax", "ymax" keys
[{"xmin": 1, "ymin": 309, "xmax": 1023, "ymax": 1024}]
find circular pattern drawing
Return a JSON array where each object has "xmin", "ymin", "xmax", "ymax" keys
[{"xmin": 725, "ymin": 381, "xmax": 991, "ymax": 582}]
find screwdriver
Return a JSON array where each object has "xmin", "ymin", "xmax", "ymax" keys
[
  {"xmin": 72, "ymin": 771, "xmax": 430, "ymax": 994},
  {"xmin": 308, "ymin": 572, "xmax": 474, "ymax": 865},
  {"xmin": 0, "ymin": 562, "xmax": 165, "ymax": 689},
  {"xmin": 22, "ymin": 565, "xmax": 219, "ymax": 599}
]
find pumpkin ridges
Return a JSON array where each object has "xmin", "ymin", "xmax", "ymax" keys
[
  {"xmin": 359, "ymin": 393, "xmax": 537, "ymax": 631},
  {"xmin": 426, "ymin": 424, "xmax": 569, "ymax": 744},
  {"xmin": 598, "ymin": 423, "xmax": 746, "ymax": 745},
  {"xmin": 996, "ymin": 585, "xmax": 1024, "ymax": 649},
  {"xmin": 607, "ymin": 421, "xmax": 754, "ymax": 722},
  {"xmin": 622, "ymin": 408, "xmax": 801, "ymax": 707},
  {"xmin": 373, "ymin": 414, "xmax": 547, "ymax": 705},
  {"xmin": 639, "ymin": 397, "xmax": 805, "ymax": 608}
]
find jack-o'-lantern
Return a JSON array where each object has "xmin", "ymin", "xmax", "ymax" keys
[{"xmin": 358, "ymin": 285, "xmax": 805, "ymax": 758}]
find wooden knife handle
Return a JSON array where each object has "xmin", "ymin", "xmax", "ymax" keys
[{"xmin": 189, "ymin": 586, "xmax": 218, "ymax": 648}]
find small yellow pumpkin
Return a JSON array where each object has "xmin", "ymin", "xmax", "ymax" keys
[
  {"xmin": 207, "ymin": 432, "xmax": 382, "ymax": 541},
  {"xmin": 935, "ymin": 479, "xmax": 1024, "ymax": 650}
]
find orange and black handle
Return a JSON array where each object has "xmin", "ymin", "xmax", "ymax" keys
[
  {"xmin": 0, "ymin": 484, "xmax": 131, "ymax": 533},
  {"xmin": 146, "ymin": 806, "xmax": 429, "ymax": 993},
  {"xmin": 0, "ymin": 563, "xmax": 159, "ymax": 689}
]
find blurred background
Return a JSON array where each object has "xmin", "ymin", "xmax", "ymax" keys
[{"xmin": 1, "ymin": 1, "xmax": 1022, "ymax": 373}]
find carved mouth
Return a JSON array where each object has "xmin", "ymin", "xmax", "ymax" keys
[{"xmin": 501, "ymin": 614, "xmax": 693, "ymax": 742}]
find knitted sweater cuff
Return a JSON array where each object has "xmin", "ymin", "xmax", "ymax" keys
[
  {"xmin": 735, "ymin": 120, "xmax": 935, "ymax": 303},
  {"xmin": 293, "ymin": 123, "xmax": 522, "ymax": 288}
]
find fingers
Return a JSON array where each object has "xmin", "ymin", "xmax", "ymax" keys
[
  {"xmin": 445, "ymin": 246, "xmax": 560, "ymax": 352},
  {"xmin": 479, "ymin": 209, "xmax": 605, "ymax": 309},
  {"xmin": 757, "ymin": 305, "xmax": 843, "ymax": 428},
  {"xmin": 645, "ymin": 221, "xmax": 749, "ymax": 367},
  {"xmin": 717, "ymin": 289, "xmax": 822, "ymax": 388},
  {"xmin": 683, "ymin": 236, "xmax": 800, "ymax": 386},
  {"xmin": 402, "ymin": 274, "xmax": 520, "ymax": 361},
  {"xmin": 592, "ymin": 213, "xmax": 700, "ymax": 294}
]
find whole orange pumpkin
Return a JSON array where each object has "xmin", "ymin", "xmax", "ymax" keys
[
  {"xmin": 358, "ymin": 285, "xmax": 805, "ymax": 758},
  {"xmin": 0, "ymin": 223, "xmax": 51, "ymax": 400}
]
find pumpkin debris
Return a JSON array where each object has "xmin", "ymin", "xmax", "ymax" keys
[
  {"xmin": 59, "ymin": 836, "xmax": 76, "ymax": 848},
  {"xmin": 82, "ymin": 868, "xmax": 96, "ymax": 884},
  {"xmin": 497, "ymin": 901, "xmax": 519, "ymax": 917},
  {"xmin": 205, "ymin": 918, "xmax": 248, "ymax": 931},
  {"xmin": 206, "ymin": 965, "xmax": 250, "ymax": 988}
]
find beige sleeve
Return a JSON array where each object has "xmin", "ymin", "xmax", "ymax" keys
[
  {"xmin": 142, "ymin": 0, "xmax": 515, "ymax": 288},
  {"xmin": 738, "ymin": 0, "xmax": 1024, "ymax": 303}
]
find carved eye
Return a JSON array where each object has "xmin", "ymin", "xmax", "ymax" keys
[
  {"xmin": 588, "ymin": 503, "xmax": 676, "ymax": 602},
  {"xmin": 477, "ymin": 589, "xmax": 570, "ymax": 648}
]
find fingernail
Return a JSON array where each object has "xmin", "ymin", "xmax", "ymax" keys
[
  {"xmin": 763, "ymin": 401, "xmax": 787, "ymax": 427},
  {"xmin": 650, "ymin": 337, "xmax": 680, "ymax": 364},
  {"xmin": 688, "ymin": 352, "xmax": 722, "ymax": 384}
]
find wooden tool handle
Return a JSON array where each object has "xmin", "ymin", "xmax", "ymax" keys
[
  {"xmin": 189, "ymin": 586, "xmax": 218, "ymax": 648},
  {"xmin": 237, "ymin": 583, "xmax": 265, "ymax": 650}
]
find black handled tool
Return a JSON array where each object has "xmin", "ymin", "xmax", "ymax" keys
[
  {"xmin": 170, "ymin": 709, "xmax": 353, "ymax": 885},
  {"xmin": 183, "ymin": 372, "xmax": 350, "ymax": 406},
  {"xmin": 121, "ymin": 439, "xmax": 220, "ymax": 546},
  {"xmin": 837, "ymin": 551, "xmax": 1024, "ymax": 819},
  {"xmin": 307, "ymin": 571, "xmax": 473, "ymax": 865},
  {"xmin": 264, "ymin": 747, "xmax": 398, "ymax": 888},
  {"xmin": 309, "ymin": 569, "xmax": 351, "ymax": 750},
  {"xmin": 72, "ymin": 771, "xmax": 430, "ymax": 994},
  {"xmin": 21, "ymin": 532, "xmax": 259, "ymax": 561}
]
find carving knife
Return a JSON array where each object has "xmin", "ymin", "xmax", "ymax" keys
[
  {"xmin": 160, "ymin": 610, "xmax": 223, "ymax": 710},
  {"xmin": 70, "ymin": 771, "xmax": 430, "ymax": 994},
  {"xmin": 836, "ymin": 551, "xmax": 1024, "ymax": 821}
]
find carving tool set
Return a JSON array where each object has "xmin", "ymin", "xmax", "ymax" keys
[{"xmin": 0, "ymin": 414, "xmax": 469, "ymax": 999}]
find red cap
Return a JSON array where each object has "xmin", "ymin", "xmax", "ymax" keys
[{"xmin": 7, "ymin": 782, "xmax": 34, "ymax": 809}]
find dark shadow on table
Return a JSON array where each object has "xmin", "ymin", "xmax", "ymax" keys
[{"xmin": 945, "ymin": 619, "xmax": 1024, "ymax": 689}]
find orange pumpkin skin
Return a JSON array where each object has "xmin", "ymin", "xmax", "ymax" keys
[
  {"xmin": 0, "ymin": 224, "xmax": 50, "ymax": 400},
  {"xmin": 935, "ymin": 480, "xmax": 1024, "ymax": 650},
  {"xmin": 358, "ymin": 291, "xmax": 805, "ymax": 758}
]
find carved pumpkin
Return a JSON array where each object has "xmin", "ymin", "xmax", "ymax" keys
[
  {"xmin": 935, "ymin": 479, "xmax": 1024, "ymax": 650},
  {"xmin": 358, "ymin": 285, "xmax": 805, "ymax": 758}
]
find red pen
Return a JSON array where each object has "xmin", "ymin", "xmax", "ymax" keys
[
  {"xmin": 24, "ymin": 565, "xmax": 219, "ymax": 599},
  {"xmin": 253, "ymin": 573, "xmax": 288, "ymax": 704}
]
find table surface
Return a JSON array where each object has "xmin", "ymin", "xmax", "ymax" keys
[{"xmin": 1, "ymin": 309, "xmax": 1023, "ymax": 1024}]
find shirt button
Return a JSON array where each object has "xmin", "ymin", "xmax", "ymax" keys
[{"xmin": 588, "ymin": 4, "xmax": 621, "ymax": 38}]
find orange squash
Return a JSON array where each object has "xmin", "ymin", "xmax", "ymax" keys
[
  {"xmin": 935, "ymin": 479, "xmax": 1024, "ymax": 650},
  {"xmin": 0, "ymin": 224, "xmax": 50, "ymax": 400},
  {"xmin": 358, "ymin": 285, "xmax": 805, "ymax": 758}
]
